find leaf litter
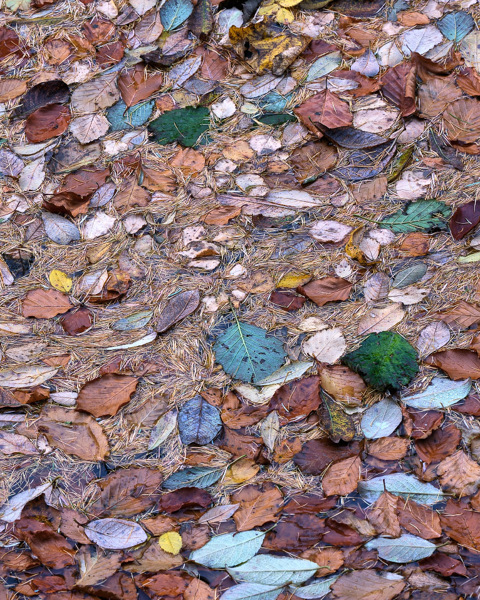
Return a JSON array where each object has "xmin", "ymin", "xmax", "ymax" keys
[{"xmin": 1, "ymin": 0, "xmax": 480, "ymax": 598}]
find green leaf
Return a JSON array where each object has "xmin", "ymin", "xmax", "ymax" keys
[
  {"xmin": 437, "ymin": 11, "xmax": 474, "ymax": 42},
  {"xmin": 256, "ymin": 114, "xmax": 296, "ymax": 126},
  {"xmin": 361, "ymin": 397, "xmax": 402, "ymax": 439},
  {"xmin": 228, "ymin": 556, "xmax": 318, "ymax": 586},
  {"xmin": 107, "ymin": 100, "xmax": 154, "ymax": 132},
  {"xmin": 221, "ymin": 584, "xmax": 284, "ymax": 600},
  {"xmin": 289, "ymin": 576, "xmax": 340, "ymax": 599},
  {"xmin": 160, "ymin": 0, "xmax": 194, "ymax": 30},
  {"xmin": 365, "ymin": 535, "xmax": 436, "ymax": 563},
  {"xmin": 342, "ymin": 331, "xmax": 418, "ymax": 393},
  {"xmin": 214, "ymin": 320, "xmax": 286, "ymax": 384},
  {"xmin": 401, "ymin": 376, "xmax": 471, "ymax": 409},
  {"xmin": 190, "ymin": 531, "xmax": 265, "ymax": 569},
  {"xmin": 358, "ymin": 473, "xmax": 445, "ymax": 504},
  {"xmin": 148, "ymin": 106, "xmax": 210, "ymax": 147},
  {"xmin": 381, "ymin": 200, "xmax": 451, "ymax": 233},
  {"xmin": 163, "ymin": 466, "xmax": 223, "ymax": 490},
  {"xmin": 392, "ymin": 263, "xmax": 427, "ymax": 289}
]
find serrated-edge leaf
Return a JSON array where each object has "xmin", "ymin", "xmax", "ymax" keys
[
  {"xmin": 365, "ymin": 534, "xmax": 436, "ymax": 563},
  {"xmin": 228, "ymin": 556, "xmax": 319, "ymax": 586},
  {"xmin": 402, "ymin": 376, "xmax": 471, "ymax": 409},
  {"xmin": 190, "ymin": 531, "xmax": 266, "ymax": 568},
  {"xmin": 381, "ymin": 200, "xmax": 451, "ymax": 233},
  {"xmin": 358, "ymin": 473, "xmax": 445, "ymax": 504}
]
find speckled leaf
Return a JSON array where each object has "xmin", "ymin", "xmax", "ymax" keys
[
  {"xmin": 381, "ymin": 200, "xmax": 450, "ymax": 233},
  {"xmin": 437, "ymin": 11, "xmax": 474, "ymax": 42},
  {"xmin": 214, "ymin": 320, "xmax": 286, "ymax": 384},
  {"xmin": 160, "ymin": 0, "xmax": 194, "ymax": 31},
  {"xmin": 107, "ymin": 100, "xmax": 154, "ymax": 132}
]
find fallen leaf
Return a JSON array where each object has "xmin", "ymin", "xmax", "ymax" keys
[
  {"xmin": 232, "ymin": 483, "xmax": 283, "ymax": 531},
  {"xmin": 331, "ymin": 569, "xmax": 405, "ymax": 600},
  {"xmin": 118, "ymin": 65, "xmax": 164, "ymax": 107},
  {"xmin": 85, "ymin": 518, "xmax": 148, "ymax": 549},
  {"xmin": 367, "ymin": 492, "xmax": 401, "ymax": 538},
  {"xmin": 357, "ymin": 304, "xmax": 405, "ymax": 335},
  {"xmin": 77, "ymin": 374, "xmax": 138, "ymax": 417},
  {"xmin": 298, "ymin": 277, "xmax": 352, "ymax": 306},
  {"xmin": 295, "ymin": 90, "xmax": 353, "ymax": 133},
  {"xmin": 159, "ymin": 531, "xmax": 182, "ymax": 554},
  {"xmin": 322, "ymin": 455, "xmax": 361, "ymax": 496},
  {"xmin": 22, "ymin": 288, "xmax": 72, "ymax": 318},
  {"xmin": 156, "ymin": 290, "xmax": 200, "ymax": 332},
  {"xmin": 437, "ymin": 449, "xmax": 480, "ymax": 496}
]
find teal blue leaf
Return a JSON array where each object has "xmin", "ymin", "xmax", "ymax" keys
[
  {"xmin": 148, "ymin": 106, "xmax": 210, "ymax": 147},
  {"xmin": 160, "ymin": 0, "xmax": 194, "ymax": 30},
  {"xmin": 257, "ymin": 91, "xmax": 291, "ymax": 113},
  {"xmin": 107, "ymin": 100, "xmax": 154, "ymax": 132},
  {"xmin": 214, "ymin": 320, "xmax": 286, "ymax": 384},
  {"xmin": 111, "ymin": 310, "xmax": 153, "ymax": 331},
  {"xmin": 437, "ymin": 11, "xmax": 474, "ymax": 42},
  {"xmin": 190, "ymin": 531, "xmax": 265, "ymax": 568},
  {"xmin": 163, "ymin": 466, "xmax": 223, "ymax": 489},
  {"xmin": 221, "ymin": 584, "xmax": 284, "ymax": 600},
  {"xmin": 228, "ymin": 556, "xmax": 318, "ymax": 586},
  {"xmin": 256, "ymin": 114, "xmax": 296, "ymax": 126}
]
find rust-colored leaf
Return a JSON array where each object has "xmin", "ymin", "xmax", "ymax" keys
[
  {"xmin": 25, "ymin": 104, "xmax": 71, "ymax": 143},
  {"xmin": 269, "ymin": 376, "xmax": 321, "ymax": 422},
  {"xmin": 380, "ymin": 62, "xmax": 416, "ymax": 117},
  {"xmin": 231, "ymin": 483, "xmax": 283, "ymax": 531},
  {"xmin": 77, "ymin": 374, "xmax": 138, "ymax": 417},
  {"xmin": 425, "ymin": 348, "xmax": 480, "ymax": 380},
  {"xmin": 295, "ymin": 90, "xmax": 353, "ymax": 134},
  {"xmin": 118, "ymin": 65, "xmax": 164, "ymax": 107},
  {"xmin": 22, "ymin": 288, "xmax": 72, "ymax": 319},
  {"xmin": 298, "ymin": 277, "xmax": 352, "ymax": 306},
  {"xmin": 322, "ymin": 455, "xmax": 361, "ymax": 497}
]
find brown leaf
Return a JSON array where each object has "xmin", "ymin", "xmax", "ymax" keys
[
  {"xmin": 322, "ymin": 455, "xmax": 361, "ymax": 496},
  {"xmin": 301, "ymin": 547, "xmax": 344, "ymax": 577},
  {"xmin": 170, "ymin": 148, "xmax": 205, "ymax": 176},
  {"xmin": 22, "ymin": 288, "xmax": 72, "ymax": 318},
  {"xmin": 15, "ymin": 517, "xmax": 75, "ymax": 569},
  {"xmin": 294, "ymin": 438, "xmax": 361, "ymax": 475},
  {"xmin": 456, "ymin": 67, "xmax": 480, "ymax": 97},
  {"xmin": 419, "ymin": 553, "xmax": 468, "ymax": 577},
  {"xmin": 113, "ymin": 176, "xmax": 150, "ymax": 213},
  {"xmin": 443, "ymin": 97, "xmax": 480, "ymax": 144},
  {"xmin": 441, "ymin": 498, "xmax": 480, "ymax": 551},
  {"xmin": 97, "ymin": 41, "xmax": 125, "ymax": 67},
  {"xmin": 89, "ymin": 467, "xmax": 163, "ymax": 517},
  {"xmin": 295, "ymin": 90, "xmax": 353, "ymax": 134},
  {"xmin": 217, "ymin": 427, "xmax": 262, "ymax": 460},
  {"xmin": 269, "ymin": 290, "xmax": 307, "ymax": 311},
  {"xmin": 43, "ymin": 192, "xmax": 91, "ymax": 218},
  {"xmin": 158, "ymin": 488, "xmax": 211, "ymax": 513},
  {"xmin": 290, "ymin": 141, "xmax": 338, "ymax": 183},
  {"xmin": 25, "ymin": 104, "xmax": 71, "ymax": 143},
  {"xmin": 60, "ymin": 307, "xmax": 93, "ymax": 335},
  {"xmin": 380, "ymin": 63, "xmax": 416, "ymax": 117},
  {"xmin": 397, "ymin": 497, "xmax": 441, "ymax": 539},
  {"xmin": 269, "ymin": 376, "xmax": 321, "ymax": 422},
  {"xmin": 319, "ymin": 365, "xmax": 366, "ymax": 407},
  {"xmin": 155, "ymin": 290, "xmax": 200, "ymax": 333},
  {"xmin": 0, "ymin": 79, "xmax": 27, "ymax": 102},
  {"xmin": 231, "ymin": 483, "xmax": 283, "ymax": 531},
  {"xmin": 331, "ymin": 569, "xmax": 405, "ymax": 600},
  {"xmin": 184, "ymin": 579, "xmax": 215, "ymax": 600},
  {"xmin": 203, "ymin": 205, "xmax": 242, "ymax": 225},
  {"xmin": 399, "ymin": 232, "xmax": 430, "ymax": 256},
  {"xmin": 138, "ymin": 572, "xmax": 188, "ymax": 596},
  {"xmin": 124, "ymin": 541, "xmax": 183, "ymax": 573},
  {"xmin": 403, "ymin": 407, "xmax": 443, "ymax": 439},
  {"xmin": 330, "ymin": 69, "xmax": 381, "ymax": 98},
  {"xmin": 56, "ymin": 167, "xmax": 110, "ymax": 198},
  {"xmin": 0, "ymin": 431, "xmax": 38, "ymax": 456},
  {"xmin": 411, "ymin": 51, "xmax": 463, "ymax": 82},
  {"xmin": 272, "ymin": 437, "xmax": 302, "ymax": 463},
  {"xmin": 367, "ymin": 437, "xmax": 409, "ymax": 461},
  {"xmin": 196, "ymin": 45, "xmax": 229, "ymax": 81},
  {"xmin": 437, "ymin": 449, "xmax": 480, "ymax": 496},
  {"xmin": 425, "ymin": 349, "xmax": 480, "ymax": 380},
  {"xmin": 81, "ymin": 16, "xmax": 115, "ymax": 45},
  {"xmin": 118, "ymin": 65, "xmax": 163, "ymax": 107},
  {"xmin": 264, "ymin": 514, "xmax": 326, "ymax": 552},
  {"xmin": 88, "ymin": 269, "xmax": 131, "ymax": 303},
  {"xmin": 298, "ymin": 277, "xmax": 352, "ymax": 306},
  {"xmin": 367, "ymin": 491, "xmax": 400, "ymax": 537},
  {"xmin": 418, "ymin": 76, "xmax": 462, "ymax": 118},
  {"xmin": 449, "ymin": 201, "xmax": 480, "ymax": 240},
  {"xmin": 18, "ymin": 406, "xmax": 108, "ymax": 460},
  {"xmin": 77, "ymin": 374, "xmax": 138, "ymax": 417},
  {"xmin": 437, "ymin": 300, "xmax": 480, "ymax": 327}
]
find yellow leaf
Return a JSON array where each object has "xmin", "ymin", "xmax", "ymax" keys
[
  {"xmin": 275, "ymin": 7, "xmax": 294, "ymax": 22},
  {"xmin": 224, "ymin": 458, "xmax": 260, "ymax": 485},
  {"xmin": 277, "ymin": 272, "xmax": 311, "ymax": 289},
  {"xmin": 158, "ymin": 531, "xmax": 182, "ymax": 555},
  {"xmin": 258, "ymin": 2, "xmax": 279, "ymax": 16},
  {"xmin": 278, "ymin": 0, "xmax": 303, "ymax": 7},
  {"xmin": 49, "ymin": 270, "xmax": 72, "ymax": 293}
]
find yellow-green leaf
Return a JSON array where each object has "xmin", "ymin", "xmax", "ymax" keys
[
  {"xmin": 159, "ymin": 531, "xmax": 182, "ymax": 555},
  {"xmin": 49, "ymin": 270, "xmax": 72, "ymax": 293}
]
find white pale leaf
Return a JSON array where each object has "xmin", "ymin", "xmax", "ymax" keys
[
  {"xmin": 19, "ymin": 157, "xmax": 45, "ymax": 191},
  {"xmin": 234, "ymin": 382, "xmax": 280, "ymax": 404},
  {"xmin": 228, "ymin": 555, "xmax": 318, "ymax": 586},
  {"xmin": 361, "ymin": 398, "xmax": 402, "ymax": 440},
  {"xmin": 42, "ymin": 212, "xmax": 81, "ymax": 245},
  {"xmin": 310, "ymin": 220, "xmax": 352, "ymax": 243},
  {"xmin": 0, "ymin": 482, "xmax": 52, "ymax": 523},
  {"xmin": 82, "ymin": 212, "xmax": 116, "ymax": 239},
  {"xmin": 358, "ymin": 304, "xmax": 404, "ymax": 335},
  {"xmin": 240, "ymin": 74, "xmax": 282, "ymax": 99},
  {"xmin": 70, "ymin": 114, "xmax": 110, "ymax": 144},
  {"xmin": 260, "ymin": 410, "xmax": 279, "ymax": 452},
  {"xmin": 221, "ymin": 583, "xmax": 284, "ymax": 600},
  {"xmin": 365, "ymin": 534, "xmax": 436, "ymax": 563},
  {"xmin": 351, "ymin": 49, "xmax": 379, "ymax": 77},
  {"xmin": 401, "ymin": 25, "xmax": 443, "ymax": 56},
  {"xmin": 388, "ymin": 286, "xmax": 429, "ymax": 305},
  {"xmin": 256, "ymin": 361, "xmax": 313, "ymax": 385},
  {"xmin": 416, "ymin": 321, "xmax": 450, "ymax": 357},
  {"xmin": 289, "ymin": 575, "xmax": 340, "ymax": 599},
  {"xmin": 358, "ymin": 473, "xmax": 446, "ymax": 504},
  {"xmin": 0, "ymin": 365, "xmax": 58, "ymax": 388},
  {"xmin": 402, "ymin": 377, "xmax": 471, "ymax": 409},
  {"xmin": 105, "ymin": 332, "xmax": 157, "ymax": 350},
  {"xmin": 148, "ymin": 409, "xmax": 178, "ymax": 450},
  {"xmin": 303, "ymin": 328, "xmax": 346, "ymax": 364},
  {"xmin": 190, "ymin": 531, "xmax": 265, "ymax": 569},
  {"xmin": 460, "ymin": 30, "xmax": 480, "ymax": 71},
  {"xmin": 85, "ymin": 518, "xmax": 148, "ymax": 549}
]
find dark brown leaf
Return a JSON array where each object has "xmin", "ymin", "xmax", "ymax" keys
[
  {"xmin": 118, "ymin": 65, "xmax": 164, "ymax": 107},
  {"xmin": 156, "ymin": 290, "xmax": 200, "ymax": 333},
  {"xmin": 293, "ymin": 438, "xmax": 361, "ymax": 475},
  {"xmin": 25, "ymin": 104, "xmax": 71, "ymax": 143},
  {"xmin": 231, "ymin": 483, "xmax": 283, "ymax": 531},
  {"xmin": 298, "ymin": 277, "xmax": 352, "ymax": 306},
  {"xmin": 380, "ymin": 63, "xmax": 416, "ymax": 117},
  {"xmin": 269, "ymin": 376, "xmax": 321, "ymax": 422}
]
